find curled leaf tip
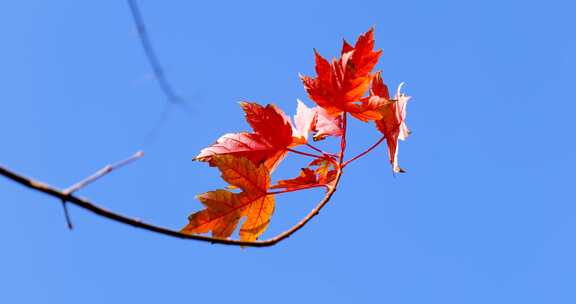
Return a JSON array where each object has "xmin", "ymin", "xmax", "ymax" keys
[{"xmin": 397, "ymin": 82, "xmax": 406, "ymax": 95}]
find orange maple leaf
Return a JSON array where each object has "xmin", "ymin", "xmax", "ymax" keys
[
  {"xmin": 271, "ymin": 155, "xmax": 338, "ymax": 191},
  {"xmin": 182, "ymin": 155, "xmax": 275, "ymax": 241},
  {"xmin": 271, "ymin": 167, "xmax": 318, "ymax": 191},
  {"xmin": 300, "ymin": 28, "xmax": 384, "ymax": 121},
  {"xmin": 308, "ymin": 156, "xmax": 338, "ymax": 185}
]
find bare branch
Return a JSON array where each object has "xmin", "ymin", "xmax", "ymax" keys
[
  {"xmin": 0, "ymin": 165, "xmax": 341, "ymax": 247},
  {"xmin": 60, "ymin": 200, "xmax": 74, "ymax": 230},
  {"xmin": 60, "ymin": 151, "xmax": 142, "ymax": 230},
  {"xmin": 126, "ymin": 0, "xmax": 195, "ymax": 145},
  {"xmin": 64, "ymin": 151, "xmax": 144, "ymax": 194},
  {"xmin": 126, "ymin": 0, "xmax": 184, "ymax": 105}
]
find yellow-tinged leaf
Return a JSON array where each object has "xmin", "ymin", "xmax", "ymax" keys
[
  {"xmin": 239, "ymin": 194, "xmax": 275, "ymax": 242},
  {"xmin": 182, "ymin": 155, "xmax": 276, "ymax": 241},
  {"xmin": 211, "ymin": 155, "xmax": 269, "ymax": 195},
  {"xmin": 181, "ymin": 189, "xmax": 243, "ymax": 238}
]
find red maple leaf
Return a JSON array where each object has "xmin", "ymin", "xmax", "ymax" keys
[
  {"xmin": 300, "ymin": 28, "xmax": 384, "ymax": 121},
  {"xmin": 240, "ymin": 102, "xmax": 293, "ymax": 148},
  {"xmin": 194, "ymin": 102, "xmax": 293, "ymax": 170},
  {"xmin": 182, "ymin": 28, "xmax": 413, "ymax": 246},
  {"xmin": 371, "ymin": 72, "xmax": 411, "ymax": 173}
]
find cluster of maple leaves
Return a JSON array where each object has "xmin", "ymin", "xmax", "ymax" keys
[{"xmin": 181, "ymin": 28, "xmax": 410, "ymax": 242}]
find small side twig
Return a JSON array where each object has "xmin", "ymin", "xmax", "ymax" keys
[
  {"xmin": 64, "ymin": 151, "xmax": 144, "ymax": 195},
  {"xmin": 126, "ymin": 0, "xmax": 194, "ymax": 145},
  {"xmin": 60, "ymin": 199, "xmax": 74, "ymax": 230},
  {"xmin": 126, "ymin": 0, "xmax": 184, "ymax": 106},
  {"xmin": 57, "ymin": 151, "xmax": 143, "ymax": 230}
]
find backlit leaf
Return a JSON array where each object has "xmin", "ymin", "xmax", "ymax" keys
[
  {"xmin": 272, "ymin": 156, "xmax": 338, "ymax": 191},
  {"xmin": 194, "ymin": 132, "xmax": 277, "ymax": 166},
  {"xmin": 240, "ymin": 102, "xmax": 293, "ymax": 148},
  {"xmin": 300, "ymin": 28, "xmax": 383, "ymax": 119},
  {"xmin": 182, "ymin": 155, "xmax": 275, "ymax": 241},
  {"xmin": 195, "ymin": 102, "xmax": 294, "ymax": 172},
  {"xmin": 372, "ymin": 72, "xmax": 411, "ymax": 173},
  {"xmin": 291, "ymin": 100, "xmax": 317, "ymax": 145},
  {"xmin": 312, "ymin": 106, "xmax": 343, "ymax": 141}
]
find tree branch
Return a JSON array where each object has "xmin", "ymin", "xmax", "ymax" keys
[
  {"xmin": 127, "ymin": 0, "xmax": 184, "ymax": 105},
  {"xmin": 60, "ymin": 199, "xmax": 74, "ymax": 230},
  {"xmin": 64, "ymin": 151, "xmax": 144, "ymax": 194},
  {"xmin": 56, "ymin": 151, "xmax": 143, "ymax": 230},
  {"xmin": 127, "ymin": 0, "xmax": 194, "ymax": 145},
  {"xmin": 0, "ymin": 165, "xmax": 341, "ymax": 247}
]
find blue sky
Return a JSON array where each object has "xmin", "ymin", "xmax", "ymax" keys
[{"xmin": 1, "ymin": 0, "xmax": 575, "ymax": 303}]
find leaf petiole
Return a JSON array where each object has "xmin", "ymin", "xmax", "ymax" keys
[
  {"xmin": 286, "ymin": 148, "xmax": 324, "ymax": 159},
  {"xmin": 305, "ymin": 143, "xmax": 337, "ymax": 158},
  {"xmin": 338, "ymin": 112, "xmax": 348, "ymax": 166},
  {"xmin": 342, "ymin": 135, "xmax": 386, "ymax": 167},
  {"xmin": 267, "ymin": 184, "xmax": 329, "ymax": 195}
]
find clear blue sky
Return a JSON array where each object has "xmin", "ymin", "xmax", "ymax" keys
[{"xmin": 1, "ymin": 1, "xmax": 575, "ymax": 303}]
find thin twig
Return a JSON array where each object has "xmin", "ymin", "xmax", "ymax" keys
[
  {"xmin": 141, "ymin": 103, "xmax": 173, "ymax": 145},
  {"xmin": 127, "ymin": 0, "xmax": 184, "ymax": 105},
  {"xmin": 305, "ymin": 143, "xmax": 324, "ymax": 154},
  {"xmin": 126, "ymin": 0, "xmax": 194, "ymax": 145},
  {"xmin": 61, "ymin": 200, "xmax": 74, "ymax": 230},
  {"xmin": 305, "ymin": 143, "xmax": 338, "ymax": 158},
  {"xmin": 0, "ymin": 165, "xmax": 342, "ymax": 247},
  {"xmin": 342, "ymin": 135, "xmax": 386, "ymax": 168},
  {"xmin": 64, "ymin": 151, "xmax": 144, "ymax": 194},
  {"xmin": 59, "ymin": 151, "xmax": 143, "ymax": 230}
]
